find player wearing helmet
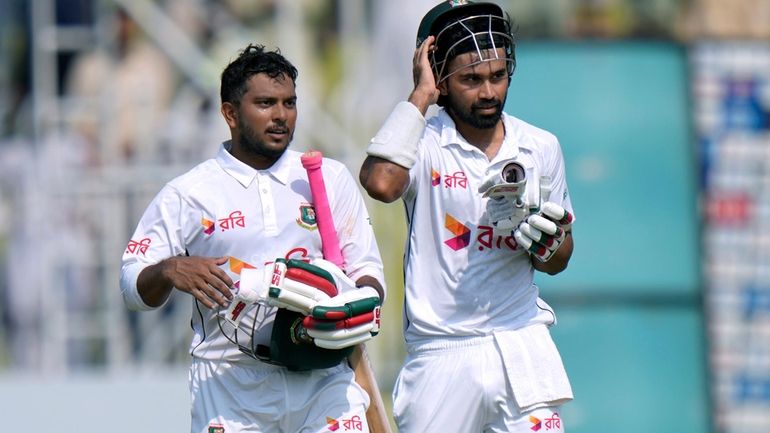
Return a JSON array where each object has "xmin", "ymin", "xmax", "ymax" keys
[{"xmin": 360, "ymin": 1, "xmax": 575, "ymax": 432}]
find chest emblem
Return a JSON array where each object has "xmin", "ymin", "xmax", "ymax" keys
[
  {"xmin": 296, "ymin": 203, "xmax": 318, "ymax": 231},
  {"xmin": 444, "ymin": 213, "xmax": 471, "ymax": 251},
  {"xmin": 201, "ymin": 217, "xmax": 215, "ymax": 235},
  {"xmin": 431, "ymin": 167, "xmax": 468, "ymax": 189}
]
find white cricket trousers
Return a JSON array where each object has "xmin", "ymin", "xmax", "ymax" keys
[
  {"xmin": 393, "ymin": 333, "xmax": 567, "ymax": 433},
  {"xmin": 189, "ymin": 358, "xmax": 370, "ymax": 433}
]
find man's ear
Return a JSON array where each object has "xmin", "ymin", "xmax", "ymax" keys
[
  {"xmin": 221, "ymin": 102, "xmax": 238, "ymax": 129},
  {"xmin": 438, "ymin": 80, "xmax": 449, "ymax": 96}
]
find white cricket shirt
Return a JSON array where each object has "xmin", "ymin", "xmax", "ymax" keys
[
  {"xmin": 120, "ymin": 142, "xmax": 385, "ymax": 362},
  {"xmin": 402, "ymin": 109, "xmax": 574, "ymax": 343}
]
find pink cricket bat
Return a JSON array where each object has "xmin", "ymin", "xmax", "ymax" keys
[
  {"xmin": 301, "ymin": 150, "xmax": 344, "ymax": 268},
  {"xmin": 301, "ymin": 150, "xmax": 393, "ymax": 433}
]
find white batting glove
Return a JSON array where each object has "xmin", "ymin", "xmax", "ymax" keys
[
  {"xmin": 304, "ymin": 286, "xmax": 382, "ymax": 350},
  {"xmin": 485, "ymin": 196, "xmax": 529, "ymax": 232},
  {"xmin": 266, "ymin": 259, "xmax": 338, "ymax": 315},
  {"xmin": 514, "ymin": 202, "xmax": 574, "ymax": 262},
  {"xmin": 478, "ymin": 160, "xmax": 529, "ymax": 232},
  {"xmin": 223, "ymin": 267, "xmax": 270, "ymax": 327}
]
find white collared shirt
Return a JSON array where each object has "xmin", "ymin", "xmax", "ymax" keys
[
  {"xmin": 120, "ymin": 142, "xmax": 385, "ymax": 362},
  {"xmin": 402, "ymin": 109, "xmax": 574, "ymax": 343}
]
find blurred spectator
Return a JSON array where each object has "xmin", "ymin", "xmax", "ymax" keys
[
  {"xmin": 679, "ymin": 0, "xmax": 770, "ymax": 39},
  {"xmin": 65, "ymin": 7, "xmax": 176, "ymax": 166},
  {"xmin": 0, "ymin": 0, "xmax": 31, "ymax": 138}
]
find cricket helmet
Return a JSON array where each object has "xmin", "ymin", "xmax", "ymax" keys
[{"xmin": 416, "ymin": 0, "xmax": 515, "ymax": 84}]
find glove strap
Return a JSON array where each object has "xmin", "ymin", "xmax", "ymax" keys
[
  {"xmin": 312, "ymin": 297, "xmax": 380, "ymax": 320},
  {"xmin": 302, "ymin": 311, "xmax": 376, "ymax": 331}
]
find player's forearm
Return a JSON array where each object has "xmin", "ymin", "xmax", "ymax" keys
[
  {"xmin": 136, "ymin": 259, "xmax": 176, "ymax": 308},
  {"xmin": 355, "ymin": 275, "xmax": 385, "ymax": 301},
  {"xmin": 407, "ymin": 88, "xmax": 435, "ymax": 115},
  {"xmin": 532, "ymin": 233, "xmax": 573, "ymax": 275},
  {"xmin": 359, "ymin": 156, "xmax": 409, "ymax": 203}
]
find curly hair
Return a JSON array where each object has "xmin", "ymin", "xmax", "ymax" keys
[{"xmin": 220, "ymin": 44, "xmax": 299, "ymax": 106}]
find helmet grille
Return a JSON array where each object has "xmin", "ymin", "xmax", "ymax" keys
[{"xmin": 430, "ymin": 13, "xmax": 515, "ymax": 83}]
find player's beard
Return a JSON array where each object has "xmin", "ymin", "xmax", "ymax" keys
[
  {"xmin": 447, "ymin": 94, "xmax": 507, "ymax": 130},
  {"xmin": 238, "ymin": 116, "xmax": 293, "ymax": 160}
]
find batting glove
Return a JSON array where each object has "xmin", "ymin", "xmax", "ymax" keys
[
  {"xmin": 303, "ymin": 259, "xmax": 381, "ymax": 349},
  {"xmin": 514, "ymin": 202, "xmax": 574, "ymax": 262},
  {"xmin": 304, "ymin": 285, "xmax": 381, "ymax": 350},
  {"xmin": 485, "ymin": 196, "xmax": 529, "ymax": 232},
  {"xmin": 266, "ymin": 259, "xmax": 338, "ymax": 315},
  {"xmin": 223, "ymin": 266, "xmax": 270, "ymax": 327},
  {"xmin": 478, "ymin": 160, "xmax": 529, "ymax": 232}
]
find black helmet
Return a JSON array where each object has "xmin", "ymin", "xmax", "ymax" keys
[{"xmin": 416, "ymin": 1, "xmax": 515, "ymax": 84}]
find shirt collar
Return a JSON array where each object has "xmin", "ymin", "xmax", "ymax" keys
[
  {"xmin": 437, "ymin": 108, "xmax": 520, "ymax": 160},
  {"xmin": 216, "ymin": 141, "xmax": 292, "ymax": 187}
]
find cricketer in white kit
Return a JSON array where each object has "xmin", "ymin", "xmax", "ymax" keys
[
  {"xmin": 121, "ymin": 44, "xmax": 385, "ymax": 433},
  {"xmin": 360, "ymin": 1, "xmax": 575, "ymax": 432}
]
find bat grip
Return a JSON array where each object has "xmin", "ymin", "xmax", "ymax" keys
[{"xmin": 301, "ymin": 151, "xmax": 344, "ymax": 268}]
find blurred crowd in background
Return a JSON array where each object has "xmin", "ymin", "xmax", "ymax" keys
[{"xmin": 1, "ymin": 1, "xmax": 770, "ymax": 432}]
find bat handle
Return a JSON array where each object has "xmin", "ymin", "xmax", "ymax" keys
[{"xmin": 301, "ymin": 150, "xmax": 344, "ymax": 268}]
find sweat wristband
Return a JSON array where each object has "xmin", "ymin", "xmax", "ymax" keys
[{"xmin": 366, "ymin": 101, "xmax": 426, "ymax": 169}]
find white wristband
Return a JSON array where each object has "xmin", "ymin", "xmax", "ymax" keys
[{"xmin": 366, "ymin": 101, "xmax": 426, "ymax": 169}]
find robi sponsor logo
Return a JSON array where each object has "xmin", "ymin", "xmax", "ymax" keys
[
  {"xmin": 529, "ymin": 412, "xmax": 562, "ymax": 431},
  {"xmin": 444, "ymin": 214, "xmax": 471, "ymax": 250},
  {"xmin": 326, "ymin": 415, "xmax": 364, "ymax": 431},
  {"xmin": 443, "ymin": 213, "xmax": 518, "ymax": 252},
  {"xmin": 529, "ymin": 415, "xmax": 542, "ymax": 431}
]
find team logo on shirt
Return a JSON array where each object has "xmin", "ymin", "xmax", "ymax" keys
[
  {"xmin": 431, "ymin": 168, "xmax": 468, "ymax": 189},
  {"xmin": 326, "ymin": 416, "xmax": 339, "ymax": 431},
  {"xmin": 444, "ymin": 213, "xmax": 518, "ymax": 252},
  {"xmin": 201, "ymin": 217, "xmax": 215, "ymax": 235},
  {"xmin": 431, "ymin": 169, "xmax": 441, "ymax": 186},
  {"xmin": 529, "ymin": 412, "xmax": 561, "ymax": 431},
  {"xmin": 218, "ymin": 210, "xmax": 246, "ymax": 231},
  {"xmin": 296, "ymin": 203, "xmax": 318, "ymax": 230},
  {"xmin": 325, "ymin": 415, "xmax": 364, "ymax": 431},
  {"xmin": 125, "ymin": 237, "xmax": 151, "ymax": 255},
  {"xmin": 228, "ymin": 256, "xmax": 256, "ymax": 275},
  {"xmin": 529, "ymin": 415, "xmax": 542, "ymax": 431},
  {"xmin": 444, "ymin": 214, "xmax": 471, "ymax": 250},
  {"xmin": 208, "ymin": 424, "xmax": 225, "ymax": 433}
]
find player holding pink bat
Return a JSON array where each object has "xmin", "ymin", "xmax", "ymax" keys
[{"xmin": 121, "ymin": 44, "xmax": 386, "ymax": 433}]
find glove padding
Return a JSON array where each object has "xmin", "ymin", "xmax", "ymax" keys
[
  {"xmin": 266, "ymin": 258, "xmax": 339, "ymax": 315},
  {"xmin": 514, "ymin": 202, "xmax": 574, "ymax": 262},
  {"xmin": 304, "ymin": 286, "xmax": 381, "ymax": 350},
  {"xmin": 223, "ymin": 267, "xmax": 269, "ymax": 327},
  {"xmin": 268, "ymin": 258, "xmax": 381, "ymax": 350},
  {"xmin": 304, "ymin": 260, "xmax": 381, "ymax": 349}
]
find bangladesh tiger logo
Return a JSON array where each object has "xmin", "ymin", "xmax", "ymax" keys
[{"xmin": 296, "ymin": 203, "xmax": 318, "ymax": 230}]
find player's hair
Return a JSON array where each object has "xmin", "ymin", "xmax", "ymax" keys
[{"xmin": 220, "ymin": 44, "xmax": 299, "ymax": 106}]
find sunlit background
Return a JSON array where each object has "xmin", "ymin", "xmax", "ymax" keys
[{"xmin": 1, "ymin": 0, "xmax": 769, "ymax": 432}]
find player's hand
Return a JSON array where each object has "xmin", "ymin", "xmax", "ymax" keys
[
  {"xmin": 304, "ymin": 286, "xmax": 381, "ymax": 350},
  {"xmin": 160, "ymin": 256, "xmax": 233, "ymax": 309},
  {"xmin": 479, "ymin": 162, "xmax": 528, "ymax": 232},
  {"xmin": 514, "ymin": 202, "xmax": 574, "ymax": 262},
  {"xmin": 266, "ymin": 259, "xmax": 339, "ymax": 315},
  {"xmin": 409, "ymin": 36, "xmax": 440, "ymax": 110},
  {"xmin": 485, "ymin": 196, "xmax": 528, "ymax": 232}
]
